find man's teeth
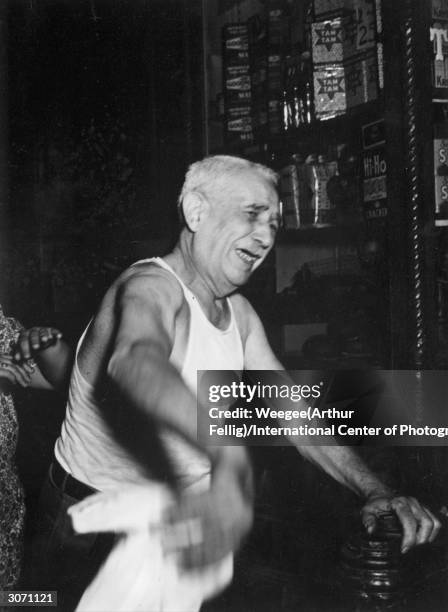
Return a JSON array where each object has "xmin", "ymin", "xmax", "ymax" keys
[{"xmin": 237, "ymin": 249, "xmax": 257, "ymax": 263}]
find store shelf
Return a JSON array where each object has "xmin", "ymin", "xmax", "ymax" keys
[
  {"xmin": 241, "ymin": 101, "xmax": 384, "ymax": 165},
  {"xmin": 277, "ymin": 223, "xmax": 362, "ymax": 245}
]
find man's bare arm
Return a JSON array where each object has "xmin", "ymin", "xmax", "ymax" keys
[
  {"xmin": 106, "ymin": 271, "xmax": 213, "ymax": 449},
  {"xmin": 106, "ymin": 271, "xmax": 253, "ymax": 566},
  {"xmin": 235, "ymin": 294, "xmax": 441, "ymax": 552}
]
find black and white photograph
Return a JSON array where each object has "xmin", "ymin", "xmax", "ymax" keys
[{"xmin": 1, "ymin": 0, "xmax": 448, "ymax": 610}]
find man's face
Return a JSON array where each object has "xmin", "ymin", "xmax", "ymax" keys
[{"xmin": 196, "ymin": 169, "xmax": 280, "ymax": 292}]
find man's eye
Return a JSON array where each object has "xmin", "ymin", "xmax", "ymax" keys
[
  {"xmin": 246, "ymin": 210, "xmax": 258, "ymax": 219},
  {"xmin": 270, "ymin": 223, "xmax": 279, "ymax": 233}
]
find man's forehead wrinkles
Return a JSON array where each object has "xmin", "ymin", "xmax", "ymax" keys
[
  {"xmin": 246, "ymin": 202, "xmax": 278, "ymax": 210},
  {"xmin": 247, "ymin": 203, "xmax": 269, "ymax": 209}
]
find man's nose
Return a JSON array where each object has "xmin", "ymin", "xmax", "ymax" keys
[{"xmin": 252, "ymin": 222, "xmax": 273, "ymax": 249}]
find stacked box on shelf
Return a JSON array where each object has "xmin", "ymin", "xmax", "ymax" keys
[
  {"xmin": 223, "ymin": 23, "xmax": 254, "ymax": 147},
  {"xmin": 311, "ymin": 0, "xmax": 379, "ymax": 120},
  {"xmin": 247, "ymin": 1, "xmax": 289, "ymax": 141},
  {"xmin": 430, "ymin": 0, "xmax": 448, "ymax": 90},
  {"xmin": 266, "ymin": 0, "xmax": 288, "ymax": 135},
  {"xmin": 432, "ymin": 1, "xmax": 448, "ymax": 226},
  {"xmin": 374, "ymin": 0, "xmax": 383, "ymax": 90},
  {"xmin": 313, "ymin": 51, "xmax": 378, "ymax": 119},
  {"xmin": 434, "ymin": 123, "xmax": 448, "ymax": 225},
  {"xmin": 248, "ymin": 14, "xmax": 268, "ymax": 140}
]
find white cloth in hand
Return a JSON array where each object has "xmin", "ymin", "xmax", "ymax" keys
[{"xmin": 68, "ymin": 483, "xmax": 233, "ymax": 612}]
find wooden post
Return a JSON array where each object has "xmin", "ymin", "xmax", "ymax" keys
[{"xmin": 383, "ymin": 0, "xmax": 436, "ymax": 369}]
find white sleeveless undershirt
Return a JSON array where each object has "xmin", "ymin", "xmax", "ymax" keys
[{"xmin": 55, "ymin": 257, "xmax": 244, "ymax": 491}]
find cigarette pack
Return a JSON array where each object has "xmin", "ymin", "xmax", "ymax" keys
[
  {"xmin": 311, "ymin": 6, "xmax": 375, "ymax": 64},
  {"xmin": 226, "ymin": 105, "xmax": 252, "ymax": 120},
  {"xmin": 313, "ymin": 52, "xmax": 378, "ymax": 119},
  {"xmin": 435, "ymin": 174, "xmax": 448, "ymax": 217},
  {"xmin": 224, "ymin": 74, "xmax": 251, "ymax": 93},
  {"xmin": 223, "ymin": 24, "xmax": 250, "ymax": 81},
  {"xmin": 225, "ymin": 114, "xmax": 254, "ymax": 147},
  {"xmin": 225, "ymin": 87, "xmax": 252, "ymax": 105},
  {"xmin": 224, "ymin": 48, "xmax": 250, "ymax": 67},
  {"xmin": 224, "ymin": 64, "xmax": 252, "ymax": 110},
  {"xmin": 362, "ymin": 146, "xmax": 387, "ymax": 219},
  {"xmin": 434, "ymin": 131, "xmax": 448, "ymax": 219},
  {"xmin": 223, "ymin": 24, "xmax": 249, "ymax": 44},
  {"xmin": 345, "ymin": 51, "xmax": 378, "ymax": 108},
  {"xmin": 224, "ymin": 64, "xmax": 250, "ymax": 79},
  {"xmin": 313, "ymin": 64, "xmax": 346, "ymax": 118},
  {"xmin": 312, "ymin": 17, "xmax": 351, "ymax": 64}
]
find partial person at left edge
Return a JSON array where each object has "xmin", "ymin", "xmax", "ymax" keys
[{"xmin": 0, "ymin": 303, "xmax": 72, "ymax": 591}]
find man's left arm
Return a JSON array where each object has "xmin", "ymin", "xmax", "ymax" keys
[{"xmin": 235, "ymin": 295, "xmax": 441, "ymax": 553}]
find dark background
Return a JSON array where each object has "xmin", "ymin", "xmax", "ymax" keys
[
  {"xmin": 4, "ymin": 0, "xmax": 203, "ymax": 336},
  {"xmin": 2, "ymin": 1, "xmax": 448, "ymax": 610}
]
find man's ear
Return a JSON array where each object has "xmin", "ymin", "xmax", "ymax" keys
[{"xmin": 182, "ymin": 191, "xmax": 207, "ymax": 232}]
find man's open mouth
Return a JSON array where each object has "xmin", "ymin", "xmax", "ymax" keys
[{"xmin": 236, "ymin": 248, "xmax": 260, "ymax": 265}]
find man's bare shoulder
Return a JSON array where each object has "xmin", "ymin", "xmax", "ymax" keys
[{"xmin": 113, "ymin": 261, "xmax": 184, "ymax": 312}]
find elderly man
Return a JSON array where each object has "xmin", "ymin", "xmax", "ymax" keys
[{"xmin": 32, "ymin": 155, "xmax": 440, "ymax": 610}]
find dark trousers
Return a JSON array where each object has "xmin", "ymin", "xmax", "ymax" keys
[{"xmin": 29, "ymin": 463, "xmax": 115, "ymax": 612}]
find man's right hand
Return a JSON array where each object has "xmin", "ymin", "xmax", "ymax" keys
[{"xmin": 163, "ymin": 460, "xmax": 254, "ymax": 570}]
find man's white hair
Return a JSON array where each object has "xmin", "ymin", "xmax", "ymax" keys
[{"xmin": 178, "ymin": 155, "xmax": 278, "ymax": 219}]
